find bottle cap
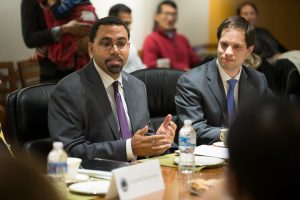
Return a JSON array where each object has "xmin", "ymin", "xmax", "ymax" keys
[
  {"xmin": 183, "ymin": 120, "xmax": 192, "ymax": 125},
  {"xmin": 53, "ymin": 141, "xmax": 63, "ymax": 149}
]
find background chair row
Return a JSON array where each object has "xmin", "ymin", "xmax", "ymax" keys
[{"xmin": 0, "ymin": 60, "xmax": 40, "ymax": 105}]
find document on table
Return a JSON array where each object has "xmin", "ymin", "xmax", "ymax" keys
[
  {"xmin": 78, "ymin": 169, "xmax": 112, "ymax": 180},
  {"xmin": 194, "ymin": 145, "xmax": 229, "ymax": 159}
]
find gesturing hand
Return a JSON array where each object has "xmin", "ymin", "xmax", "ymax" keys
[
  {"xmin": 131, "ymin": 126, "xmax": 172, "ymax": 157},
  {"xmin": 156, "ymin": 114, "xmax": 177, "ymax": 143}
]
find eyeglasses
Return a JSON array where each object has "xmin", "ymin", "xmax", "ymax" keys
[
  {"xmin": 98, "ymin": 41, "xmax": 129, "ymax": 51},
  {"xmin": 160, "ymin": 12, "xmax": 177, "ymax": 17}
]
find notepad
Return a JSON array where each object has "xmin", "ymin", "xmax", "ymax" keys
[
  {"xmin": 194, "ymin": 145, "xmax": 229, "ymax": 159},
  {"xmin": 79, "ymin": 158, "xmax": 130, "ymax": 179}
]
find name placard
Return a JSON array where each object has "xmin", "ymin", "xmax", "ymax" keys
[{"xmin": 105, "ymin": 159, "xmax": 164, "ymax": 200}]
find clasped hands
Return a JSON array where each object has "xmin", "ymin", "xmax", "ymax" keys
[
  {"xmin": 61, "ymin": 19, "xmax": 92, "ymax": 37},
  {"xmin": 131, "ymin": 114, "xmax": 177, "ymax": 157}
]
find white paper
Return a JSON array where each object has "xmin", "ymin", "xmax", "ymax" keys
[
  {"xmin": 81, "ymin": 11, "xmax": 96, "ymax": 22},
  {"xmin": 194, "ymin": 145, "xmax": 229, "ymax": 159},
  {"xmin": 77, "ymin": 169, "xmax": 112, "ymax": 180}
]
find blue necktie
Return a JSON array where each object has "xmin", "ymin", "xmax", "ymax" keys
[
  {"xmin": 113, "ymin": 81, "xmax": 131, "ymax": 139},
  {"xmin": 227, "ymin": 79, "xmax": 237, "ymax": 125}
]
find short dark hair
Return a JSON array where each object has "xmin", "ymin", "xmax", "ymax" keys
[
  {"xmin": 108, "ymin": 4, "xmax": 131, "ymax": 17},
  {"xmin": 236, "ymin": 1, "xmax": 258, "ymax": 16},
  {"xmin": 217, "ymin": 16, "xmax": 255, "ymax": 48},
  {"xmin": 89, "ymin": 17, "xmax": 130, "ymax": 42},
  {"xmin": 228, "ymin": 98, "xmax": 300, "ymax": 200},
  {"xmin": 156, "ymin": 0, "xmax": 177, "ymax": 14}
]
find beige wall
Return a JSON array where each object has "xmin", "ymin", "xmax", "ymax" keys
[
  {"xmin": 0, "ymin": 0, "xmax": 34, "ymax": 62},
  {"xmin": 175, "ymin": 0, "xmax": 209, "ymax": 45}
]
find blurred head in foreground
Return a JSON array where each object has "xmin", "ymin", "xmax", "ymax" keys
[
  {"xmin": 0, "ymin": 156, "xmax": 61, "ymax": 200},
  {"xmin": 227, "ymin": 98, "xmax": 300, "ymax": 200}
]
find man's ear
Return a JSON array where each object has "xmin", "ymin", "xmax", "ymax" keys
[
  {"xmin": 247, "ymin": 45, "xmax": 254, "ymax": 55},
  {"xmin": 154, "ymin": 14, "xmax": 160, "ymax": 23},
  {"xmin": 88, "ymin": 42, "xmax": 93, "ymax": 59}
]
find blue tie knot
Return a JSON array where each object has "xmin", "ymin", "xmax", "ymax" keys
[{"xmin": 227, "ymin": 79, "xmax": 237, "ymax": 89}]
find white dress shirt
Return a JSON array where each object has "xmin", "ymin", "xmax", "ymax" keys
[
  {"xmin": 93, "ymin": 60, "xmax": 135, "ymax": 161},
  {"xmin": 216, "ymin": 60, "xmax": 242, "ymax": 110}
]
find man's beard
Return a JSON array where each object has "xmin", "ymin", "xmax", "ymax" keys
[
  {"xmin": 108, "ymin": 64, "xmax": 123, "ymax": 74},
  {"xmin": 105, "ymin": 57, "xmax": 124, "ymax": 74}
]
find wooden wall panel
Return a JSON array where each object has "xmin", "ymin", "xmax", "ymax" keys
[{"xmin": 209, "ymin": 0, "xmax": 300, "ymax": 50}]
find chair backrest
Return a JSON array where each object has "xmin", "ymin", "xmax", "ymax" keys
[
  {"xmin": 5, "ymin": 84, "xmax": 55, "ymax": 158},
  {"xmin": 286, "ymin": 68, "xmax": 300, "ymax": 101},
  {"xmin": 131, "ymin": 68, "xmax": 184, "ymax": 130},
  {"xmin": 17, "ymin": 60, "xmax": 40, "ymax": 88},
  {"xmin": 0, "ymin": 62, "xmax": 17, "ymax": 105}
]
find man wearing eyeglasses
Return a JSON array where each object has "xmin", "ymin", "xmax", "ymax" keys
[
  {"xmin": 48, "ymin": 17, "xmax": 177, "ymax": 161},
  {"xmin": 108, "ymin": 4, "xmax": 146, "ymax": 73},
  {"xmin": 142, "ymin": 0, "xmax": 200, "ymax": 71}
]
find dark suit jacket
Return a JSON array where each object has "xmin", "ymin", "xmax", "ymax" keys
[
  {"xmin": 48, "ymin": 61, "xmax": 151, "ymax": 161},
  {"xmin": 175, "ymin": 59, "xmax": 273, "ymax": 145},
  {"xmin": 255, "ymin": 27, "xmax": 287, "ymax": 59}
]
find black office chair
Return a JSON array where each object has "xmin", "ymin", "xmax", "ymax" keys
[
  {"xmin": 5, "ymin": 84, "xmax": 55, "ymax": 163},
  {"xmin": 131, "ymin": 68, "xmax": 184, "ymax": 131},
  {"xmin": 285, "ymin": 68, "xmax": 300, "ymax": 101}
]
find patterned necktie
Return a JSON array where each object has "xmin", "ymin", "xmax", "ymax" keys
[
  {"xmin": 113, "ymin": 81, "xmax": 131, "ymax": 139},
  {"xmin": 227, "ymin": 79, "xmax": 237, "ymax": 125}
]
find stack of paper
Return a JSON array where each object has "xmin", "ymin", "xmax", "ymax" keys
[
  {"xmin": 78, "ymin": 169, "xmax": 112, "ymax": 180},
  {"xmin": 194, "ymin": 145, "xmax": 229, "ymax": 159}
]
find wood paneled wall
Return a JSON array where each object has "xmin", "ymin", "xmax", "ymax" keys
[{"xmin": 209, "ymin": 0, "xmax": 300, "ymax": 50}]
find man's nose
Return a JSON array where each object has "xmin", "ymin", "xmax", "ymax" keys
[
  {"xmin": 225, "ymin": 46, "xmax": 233, "ymax": 55},
  {"xmin": 110, "ymin": 44, "xmax": 120, "ymax": 54}
]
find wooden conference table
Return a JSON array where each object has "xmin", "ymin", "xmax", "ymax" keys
[{"xmin": 68, "ymin": 163, "xmax": 226, "ymax": 200}]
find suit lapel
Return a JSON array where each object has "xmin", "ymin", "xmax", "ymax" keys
[
  {"xmin": 238, "ymin": 67, "xmax": 257, "ymax": 109},
  {"xmin": 122, "ymin": 73, "xmax": 136, "ymax": 134},
  {"xmin": 207, "ymin": 61, "xmax": 228, "ymax": 124},
  {"xmin": 85, "ymin": 62, "xmax": 120, "ymax": 139}
]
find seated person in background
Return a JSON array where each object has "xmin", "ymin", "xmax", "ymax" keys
[
  {"xmin": 175, "ymin": 16, "xmax": 273, "ymax": 145},
  {"xmin": 0, "ymin": 156, "xmax": 61, "ymax": 200},
  {"xmin": 21, "ymin": 0, "xmax": 92, "ymax": 83},
  {"xmin": 108, "ymin": 4, "xmax": 146, "ymax": 73},
  {"xmin": 142, "ymin": 0, "xmax": 200, "ymax": 71},
  {"xmin": 237, "ymin": 1, "xmax": 287, "ymax": 64},
  {"xmin": 37, "ymin": 0, "xmax": 98, "ymax": 71},
  {"xmin": 238, "ymin": 1, "xmax": 300, "ymax": 97},
  {"xmin": 48, "ymin": 17, "xmax": 177, "ymax": 161}
]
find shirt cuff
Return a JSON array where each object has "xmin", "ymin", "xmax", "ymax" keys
[
  {"xmin": 126, "ymin": 138, "xmax": 136, "ymax": 161},
  {"xmin": 51, "ymin": 26, "xmax": 61, "ymax": 42}
]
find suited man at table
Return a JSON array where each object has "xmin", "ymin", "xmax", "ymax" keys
[
  {"xmin": 175, "ymin": 16, "xmax": 273, "ymax": 145},
  {"xmin": 48, "ymin": 17, "xmax": 176, "ymax": 161}
]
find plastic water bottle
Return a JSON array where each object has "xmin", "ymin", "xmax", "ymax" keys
[
  {"xmin": 47, "ymin": 141, "xmax": 68, "ymax": 198},
  {"xmin": 178, "ymin": 120, "xmax": 196, "ymax": 174}
]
